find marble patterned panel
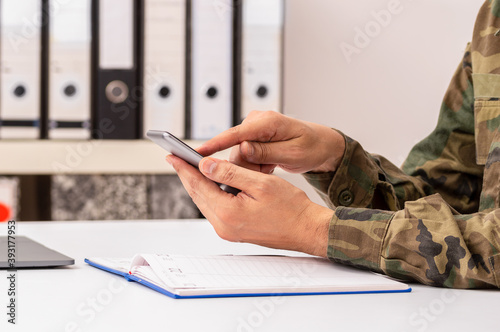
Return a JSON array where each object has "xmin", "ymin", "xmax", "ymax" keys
[
  {"xmin": 148, "ymin": 175, "xmax": 200, "ymax": 219},
  {"xmin": 51, "ymin": 175, "xmax": 148, "ymax": 221}
]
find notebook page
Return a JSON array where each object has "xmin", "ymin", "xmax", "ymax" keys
[
  {"xmin": 133, "ymin": 254, "xmax": 404, "ymax": 291},
  {"xmin": 132, "ymin": 265, "xmax": 167, "ymax": 289}
]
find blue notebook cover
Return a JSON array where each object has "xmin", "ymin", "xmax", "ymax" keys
[{"xmin": 85, "ymin": 255, "xmax": 411, "ymax": 299}]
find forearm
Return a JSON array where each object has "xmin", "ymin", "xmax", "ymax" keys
[{"xmin": 328, "ymin": 194, "xmax": 500, "ymax": 288}]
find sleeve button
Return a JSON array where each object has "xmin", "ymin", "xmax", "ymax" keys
[{"xmin": 339, "ymin": 189, "xmax": 354, "ymax": 206}]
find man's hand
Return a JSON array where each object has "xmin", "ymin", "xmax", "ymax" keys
[
  {"xmin": 197, "ymin": 111, "xmax": 345, "ymax": 174},
  {"xmin": 166, "ymin": 154, "xmax": 332, "ymax": 257}
]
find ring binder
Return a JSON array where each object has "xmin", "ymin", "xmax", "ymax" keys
[
  {"xmin": 47, "ymin": 0, "xmax": 92, "ymax": 139},
  {"xmin": 188, "ymin": 0, "xmax": 234, "ymax": 140},
  {"xmin": 237, "ymin": 0, "xmax": 284, "ymax": 123},
  {"xmin": 0, "ymin": 0, "xmax": 43, "ymax": 139},
  {"xmin": 142, "ymin": 0, "xmax": 187, "ymax": 138},
  {"xmin": 91, "ymin": 0, "xmax": 143, "ymax": 139}
]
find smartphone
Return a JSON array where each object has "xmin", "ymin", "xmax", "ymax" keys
[{"xmin": 147, "ymin": 130, "xmax": 241, "ymax": 195}]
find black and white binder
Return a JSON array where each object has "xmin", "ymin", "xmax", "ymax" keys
[
  {"xmin": 0, "ymin": 0, "xmax": 42, "ymax": 139},
  {"xmin": 91, "ymin": 0, "xmax": 143, "ymax": 139},
  {"xmin": 237, "ymin": 0, "xmax": 284, "ymax": 123},
  {"xmin": 188, "ymin": 0, "xmax": 234, "ymax": 140},
  {"xmin": 143, "ymin": 0, "xmax": 186, "ymax": 138},
  {"xmin": 48, "ymin": 0, "xmax": 92, "ymax": 139}
]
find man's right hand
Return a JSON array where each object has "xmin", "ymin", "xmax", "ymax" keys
[{"xmin": 197, "ymin": 111, "xmax": 346, "ymax": 174}]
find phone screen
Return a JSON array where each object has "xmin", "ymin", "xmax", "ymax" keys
[
  {"xmin": 146, "ymin": 130, "xmax": 241, "ymax": 195},
  {"xmin": 146, "ymin": 130, "xmax": 203, "ymax": 167}
]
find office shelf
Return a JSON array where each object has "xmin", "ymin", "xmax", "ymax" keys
[{"xmin": 0, "ymin": 139, "xmax": 230, "ymax": 175}]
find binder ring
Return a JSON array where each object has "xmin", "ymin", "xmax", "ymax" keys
[
  {"xmin": 206, "ymin": 86, "xmax": 218, "ymax": 98},
  {"xmin": 256, "ymin": 85, "xmax": 269, "ymax": 98},
  {"xmin": 105, "ymin": 80, "xmax": 129, "ymax": 104},
  {"xmin": 13, "ymin": 84, "xmax": 27, "ymax": 98}
]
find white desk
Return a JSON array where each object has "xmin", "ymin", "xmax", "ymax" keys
[{"xmin": 0, "ymin": 220, "xmax": 498, "ymax": 332}]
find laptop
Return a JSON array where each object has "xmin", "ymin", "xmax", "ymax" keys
[{"xmin": 0, "ymin": 236, "xmax": 74, "ymax": 268}]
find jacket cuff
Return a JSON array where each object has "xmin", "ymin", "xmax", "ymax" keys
[
  {"xmin": 327, "ymin": 206, "xmax": 395, "ymax": 273},
  {"xmin": 303, "ymin": 131, "xmax": 382, "ymax": 208},
  {"xmin": 302, "ymin": 172, "xmax": 336, "ymax": 209},
  {"xmin": 330, "ymin": 134, "xmax": 383, "ymax": 207}
]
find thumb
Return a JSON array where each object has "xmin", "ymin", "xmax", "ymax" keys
[{"xmin": 199, "ymin": 157, "xmax": 265, "ymax": 193}]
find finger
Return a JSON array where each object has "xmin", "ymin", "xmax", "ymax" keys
[
  {"xmin": 196, "ymin": 124, "xmax": 250, "ymax": 157},
  {"xmin": 197, "ymin": 112, "xmax": 297, "ymax": 156},
  {"xmin": 230, "ymin": 145, "xmax": 277, "ymax": 174},
  {"xmin": 167, "ymin": 155, "xmax": 244, "ymax": 234},
  {"xmin": 229, "ymin": 145, "xmax": 262, "ymax": 172},
  {"xmin": 199, "ymin": 157, "xmax": 269, "ymax": 197},
  {"xmin": 240, "ymin": 140, "xmax": 303, "ymax": 171},
  {"xmin": 261, "ymin": 164, "xmax": 277, "ymax": 175}
]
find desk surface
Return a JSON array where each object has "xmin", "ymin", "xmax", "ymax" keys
[{"xmin": 0, "ymin": 220, "xmax": 497, "ymax": 332}]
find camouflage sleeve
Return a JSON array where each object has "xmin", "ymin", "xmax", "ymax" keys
[
  {"xmin": 303, "ymin": 132, "xmax": 435, "ymax": 211},
  {"xmin": 401, "ymin": 42, "xmax": 484, "ymax": 214},
  {"xmin": 329, "ymin": 195, "xmax": 500, "ymax": 288}
]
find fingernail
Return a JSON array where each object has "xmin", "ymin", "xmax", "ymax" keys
[
  {"xmin": 242, "ymin": 141, "xmax": 254, "ymax": 156},
  {"xmin": 201, "ymin": 159, "xmax": 217, "ymax": 174},
  {"xmin": 165, "ymin": 155, "xmax": 173, "ymax": 165}
]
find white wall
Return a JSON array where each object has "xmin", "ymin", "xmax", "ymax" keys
[
  {"xmin": 284, "ymin": 0, "xmax": 483, "ymax": 165},
  {"xmin": 281, "ymin": 0, "xmax": 484, "ymax": 205}
]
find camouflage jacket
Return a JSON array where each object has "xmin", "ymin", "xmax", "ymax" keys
[{"xmin": 304, "ymin": 0, "xmax": 500, "ymax": 288}]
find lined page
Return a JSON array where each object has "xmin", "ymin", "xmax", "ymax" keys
[{"xmin": 131, "ymin": 254, "xmax": 405, "ymax": 291}]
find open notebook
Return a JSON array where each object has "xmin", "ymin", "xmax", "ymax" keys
[{"xmin": 85, "ymin": 254, "xmax": 411, "ymax": 299}]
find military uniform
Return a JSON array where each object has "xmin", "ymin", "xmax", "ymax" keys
[{"xmin": 304, "ymin": 1, "xmax": 500, "ymax": 288}]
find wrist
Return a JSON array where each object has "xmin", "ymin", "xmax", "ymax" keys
[
  {"xmin": 298, "ymin": 203, "xmax": 333, "ymax": 257},
  {"xmin": 310, "ymin": 128, "xmax": 346, "ymax": 173}
]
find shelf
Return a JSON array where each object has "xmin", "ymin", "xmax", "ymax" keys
[
  {"xmin": 0, "ymin": 139, "xmax": 230, "ymax": 175},
  {"xmin": 0, "ymin": 139, "xmax": 325, "ymax": 207}
]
